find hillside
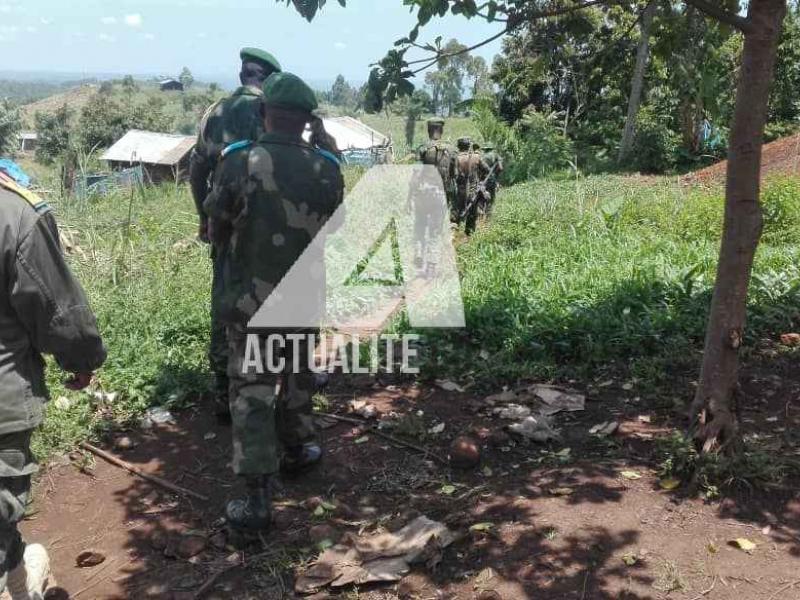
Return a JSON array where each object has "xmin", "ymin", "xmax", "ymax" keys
[
  {"xmin": 687, "ymin": 131, "xmax": 800, "ymax": 185},
  {"xmin": 19, "ymin": 84, "xmax": 100, "ymax": 128}
]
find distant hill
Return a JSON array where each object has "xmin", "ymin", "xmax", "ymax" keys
[{"xmin": 19, "ymin": 85, "xmax": 101, "ymax": 128}]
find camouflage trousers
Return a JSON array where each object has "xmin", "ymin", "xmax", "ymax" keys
[
  {"xmin": 227, "ymin": 327, "xmax": 317, "ymax": 476},
  {"xmin": 0, "ymin": 430, "xmax": 35, "ymax": 595},
  {"xmin": 209, "ymin": 246, "xmax": 229, "ymax": 411}
]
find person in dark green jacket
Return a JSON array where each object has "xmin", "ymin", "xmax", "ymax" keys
[
  {"xmin": 0, "ymin": 174, "xmax": 106, "ymax": 600},
  {"xmin": 189, "ymin": 48, "xmax": 282, "ymax": 423}
]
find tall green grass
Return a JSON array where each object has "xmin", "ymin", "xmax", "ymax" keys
[{"xmin": 420, "ymin": 176, "xmax": 800, "ymax": 388}]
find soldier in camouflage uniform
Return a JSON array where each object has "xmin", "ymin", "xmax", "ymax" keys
[
  {"xmin": 189, "ymin": 48, "xmax": 282, "ymax": 423},
  {"xmin": 417, "ymin": 118, "xmax": 457, "ymax": 222},
  {"xmin": 455, "ymin": 137, "xmax": 490, "ymax": 235},
  {"xmin": 482, "ymin": 144, "xmax": 504, "ymax": 213},
  {"xmin": 0, "ymin": 173, "xmax": 106, "ymax": 599},
  {"xmin": 205, "ymin": 72, "xmax": 344, "ymax": 536}
]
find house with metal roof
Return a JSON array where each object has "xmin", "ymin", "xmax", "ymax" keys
[
  {"xmin": 304, "ymin": 116, "xmax": 393, "ymax": 166},
  {"xmin": 100, "ymin": 130, "xmax": 195, "ymax": 183}
]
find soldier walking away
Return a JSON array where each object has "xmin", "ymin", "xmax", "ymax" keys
[
  {"xmin": 455, "ymin": 137, "xmax": 490, "ymax": 235},
  {"xmin": 482, "ymin": 144, "xmax": 504, "ymax": 215},
  {"xmin": 0, "ymin": 173, "xmax": 106, "ymax": 600},
  {"xmin": 189, "ymin": 48, "xmax": 282, "ymax": 424},
  {"xmin": 204, "ymin": 73, "xmax": 344, "ymax": 541},
  {"xmin": 417, "ymin": 118, "xmax": 457, "ymax": 222}
]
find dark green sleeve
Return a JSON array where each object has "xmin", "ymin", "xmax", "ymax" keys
[{"xmin": 10, "ymin": 212, "xmax": 107, "ymax": 373}]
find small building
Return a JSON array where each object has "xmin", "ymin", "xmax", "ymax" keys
[
  {"xmin": 17, "ymin": 132, "xmax": 37, "ymax": 153},
  {"xmin": 159, "ymin": 78, "xmax": 184, "ymax": 92},
  {"xmin": 100, "ymin": 130, "xmax": 196, "ymax": 183},
  {"xmin": 304, "ymin": 116, "xmax": 393, "ymax": 166}
]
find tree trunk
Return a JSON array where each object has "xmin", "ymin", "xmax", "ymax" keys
[
  {"xmin": 690, "ymin": 0, "xmax": 787, "ymax": 453},
  {"xmin": 618, "ymin": 0, "xmax": 657, "ymax": 164}
]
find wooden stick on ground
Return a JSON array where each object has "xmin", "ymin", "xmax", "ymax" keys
[
  {"xmin": 79, "ymin": 442, "xmax": 209, "ymax": 502},
  {"xmin": 316, "ymin": 411, "xmax": 449, "ymax": 465}
]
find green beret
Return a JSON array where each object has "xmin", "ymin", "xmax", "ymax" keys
[
  {"xmin": 262, "ymin": 72, "xmax": 318, "ymax": 113},
  {"xmin": 240, "ymin": 47, "xmax": 282, "ymax": 74},
  {"xmin": 427, "ymin": 118, "xmax": 445, "ymax": 127}
]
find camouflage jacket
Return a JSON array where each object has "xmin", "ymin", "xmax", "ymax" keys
[
  {"xmin": 417, "ymin": 141, "xmax": 456, "ymax": 189},
  {"xmin": 189, "ymin": 85, "xmax": 266, "ymax": 222},
  {"xmin": 204, "ymin": 132, "xmax": 345, "ymax": 327},
  {"xmin": 0, "ymin": 177, "xmax": 106, "ymax": 435},
  {"xmin": 456, "ymin": 151, "xmax": 490, "ymax": 196}
]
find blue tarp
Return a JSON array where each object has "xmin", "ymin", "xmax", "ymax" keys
[{"xmin": 0, "ymin": 159, "xmax": 31, "ymax": 188}]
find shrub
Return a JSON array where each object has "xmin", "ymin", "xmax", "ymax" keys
[{"xmin": 632, "ymin": 107, "xmax": 680, "ymax": 174}]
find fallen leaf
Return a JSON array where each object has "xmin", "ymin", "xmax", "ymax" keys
[
  {"xmin": 620, "ymin": 471, "xmax": 642, "ymax": 480},
  {"xmin": 707, "ymin": 542, "xmax": 719, "ymax": 554},
  {"xmin": 659, "ymin": 477, "xmax": 681, "ymax": 490},
  {"xmin": 469, "ymin": 522, "xmax": 494, "ymax": 532},
  {"xmin": 549, "ymin": 487, "xmax": 574, "ymax": 496},
  {"xmin": 733, "ymin": 538, "xmax": 757, "ymax": 553},
  {"xmin": 440, "ymin": 484, "xmax": 456, "ymax": 496},
  {"xmin": 589, "ymin": 421, "xmax": 619, "ymax": 437},
  {"xmin": 621, "ymin": 552, "xmax": 638, "ymax": 566},
  {"xmin": 312, "ymin": 505, "xmax": 326, "ymax": 517},
  {"xmin": 482, "ymin": 466, "xmax": 493, "ymax": 477},
  {"xmin": 637, "ymin": 415, "xmax": 652, "ymax": 424},
  {"xmin": 354, "ymin": 435, "xmax": 370, "ymax": 444},
  {"xmin": 76, "ymin": 550, "xmax": 106, "ymax": 568}
]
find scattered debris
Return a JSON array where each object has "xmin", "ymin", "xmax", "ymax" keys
[
  {"xmin": 637, "ymin": 415, "xmax": 652, "ymax": 424},
  {"xmin": 449, "ymin": 435, "xmax": 481, "ymax": 469},
  {"xmin": 529, "ymin": 385, "xmax": 585, "ymax": 415},
  {"xmin": 484, "ymin": 390, "xmax": 518, "ymax": 405},
  {"xmin": 309, "ymin": 524, "xmax": 341, "ymax": 545},
  {"xmin": 659, "ymin": 477, "xmax": 681, "ymax": 491},
  {"xmin": 76, "ymin": 550, "xmax": 106, "ymax": 568},
  {"xmin": 508, "ymin": 415, "xmax": 559, "ymax": 443},
  {"xmin": 589, "ymin": 421, "xmax": 619, "ymax": 437},
  {"xmin": 350, "ymin": 399, "xmax": 378, "ymax": 420},
  {"xmin": 295, "ymin": 516, "xmax": 456, "ymax": 593},
  {"xmin": 435, "ymin": 379, "xmax": 465, "ymax": 393},
  {"xmin": 429, "ymin": 422, "xmax": 446, "ymax": 435},
  {"xmin": 493, "ymin": 404, "xmax": 532, "ymax": 420},
  {"xmin": 203, "ymin": 432, "xmax": 216, "ymax": 441},
  {"xmin": 175, "ymin": 535, "xmax": 208, "ymax": 559},
  {"xmin": 780, "ymin": 333, "xmax": 800, "ymax": 346},
  {"xmin": 620, "ymin": 471, "xmax": 642, "ymax": 480},
  {"xmin": 140, "ymin": 406, "xmax": 175, "ymax": 429},
  {"xmin": 621, "ymin": 552, "xmax": 639, "ymax": 566},
  {"xmin": 732, "ymin": 538, "xmax": 757, "ymax": 553},
  {"xmin": 548, "ymin": 487, "xmax": 574, "ymax": 497},
  {"xmin": 113, "ymin": 436, "xmax": 137, "ymax": 451}
]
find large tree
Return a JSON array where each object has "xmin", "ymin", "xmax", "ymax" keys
[{"xmin": 281, "ymin": 0, "xmax": 789, "ymax": 453}]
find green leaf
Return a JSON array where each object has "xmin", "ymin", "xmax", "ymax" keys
[
  {"xmin": 440, "ymin": 484, "xmax": 456, "ymax": 495},
  {"xmin": 469, "ymin": 522, "xmax": 494, "ymax": 532}
]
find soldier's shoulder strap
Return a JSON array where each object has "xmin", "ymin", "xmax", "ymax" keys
[
  {"xmin": 315, "ymin": 148, "xmax": 342, "ymax": 169},
  {"xmin": 220, "ymin": 140, "xmax": 253, "ymax": 161},
  {"xmin": 0, "ymin": 173, "xmax": 50, "ymax": 214}
]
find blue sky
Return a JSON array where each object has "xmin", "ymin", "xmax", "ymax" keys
[{"xmin": 0, "ymin": 0, "xmax": 505, "ymax": 86}]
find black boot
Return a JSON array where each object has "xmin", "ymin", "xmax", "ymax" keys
[
  {"xmin": 281, "ymin": 442, "xmax": 322, "ymax": 476},
  {"xmin": 225, "ymin": 475, "xmax": 272, "ymax": 534}
]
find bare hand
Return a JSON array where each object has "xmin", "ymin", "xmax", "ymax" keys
[{"xmin": 65, "ymin": 372, "xmax": 93, "ymax": 391}]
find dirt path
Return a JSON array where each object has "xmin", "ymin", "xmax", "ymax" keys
[{"xmin": 22, "ymin": 374, "xmax": 800, "ymax": 600}]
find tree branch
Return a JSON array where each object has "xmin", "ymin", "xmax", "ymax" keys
[{"xmin": 683, "ymin": 0, "xmax": 754, "ymax": 32}]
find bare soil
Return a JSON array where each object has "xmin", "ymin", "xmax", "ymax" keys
[
  {"xmin": 685, "ymin": 132, "xmax": 800, "ymax": 185},
  {"xmin": 22, "ymin": 362, "xmax": 800, "ymax": 600}
]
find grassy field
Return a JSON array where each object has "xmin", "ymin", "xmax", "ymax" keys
[
  {"xmin": 355, "ymin": 112, "xmax": 480, "ymax": 158},
  {"xmin": 32, "ymin": 172, "xmax": 800, "ymax": 458}
]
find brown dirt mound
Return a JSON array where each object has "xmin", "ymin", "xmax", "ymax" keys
[
  {"xmin": 686, "ymin": 132, "xmax": 800, "ymax": 185},
  {"xmin": 20, "ymin": 85, "xmax": 99, "ymax": 128}
]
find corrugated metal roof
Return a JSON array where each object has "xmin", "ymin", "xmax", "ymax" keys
[
  {"xmin": 18, "ymin": 132, "xmax": 37, "ymax": 140},
  {"xmin": 101, "ymin": 130, "xmax": 195, "ymax": 166},
  {"xmin": 303, "ymin": 116, "xmax": 390, "ymax": 150}
]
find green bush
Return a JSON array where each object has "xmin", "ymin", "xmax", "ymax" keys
[{"xmin": 632, "ymin": 107, "xmax": 680, "ymax": 174}]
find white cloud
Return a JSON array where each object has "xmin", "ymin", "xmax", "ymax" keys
[
  {"xmin": 124, "ymin": 14, "xmax": 142, "ymax": 28},
  {"xmin": 334, "ymin": 41, "xmax": 347, "ymax": 49},
  {"xmin": 40, "ymin": 17, "xmax": 52, "ymax": 25},
  {"xmin": 25, "ymin": 25, "xmax": 36, "ymax": 33},
  {"xmin": 143, "ymin": 32, "xmax": 155, "ymax": 40},
  {"xmin": 98, "ymin": 32, "xmax": 116, "ymax": 42},
  {"xmin": 100, "ymin": 16, "xmax": 117, "ymax": 25},
  {"xmin": 0, "ymin": 5, "xmax": 11, "ymax": 13},
  {"xmin": 196, "ymin": 32, "xmax": 207, "ymax": 38}
]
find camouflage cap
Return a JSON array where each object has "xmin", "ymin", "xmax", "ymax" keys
[
  {"xmin": 262, "ymin": 72, "xmax": 318, "ymax": 113},
  {"xmin": 240, "ymin": 47, "xmax": 282, "ymax": 74},
  {"xmin": 427, "ymin": 118, "xmax": 445, "ymax": 127}
]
